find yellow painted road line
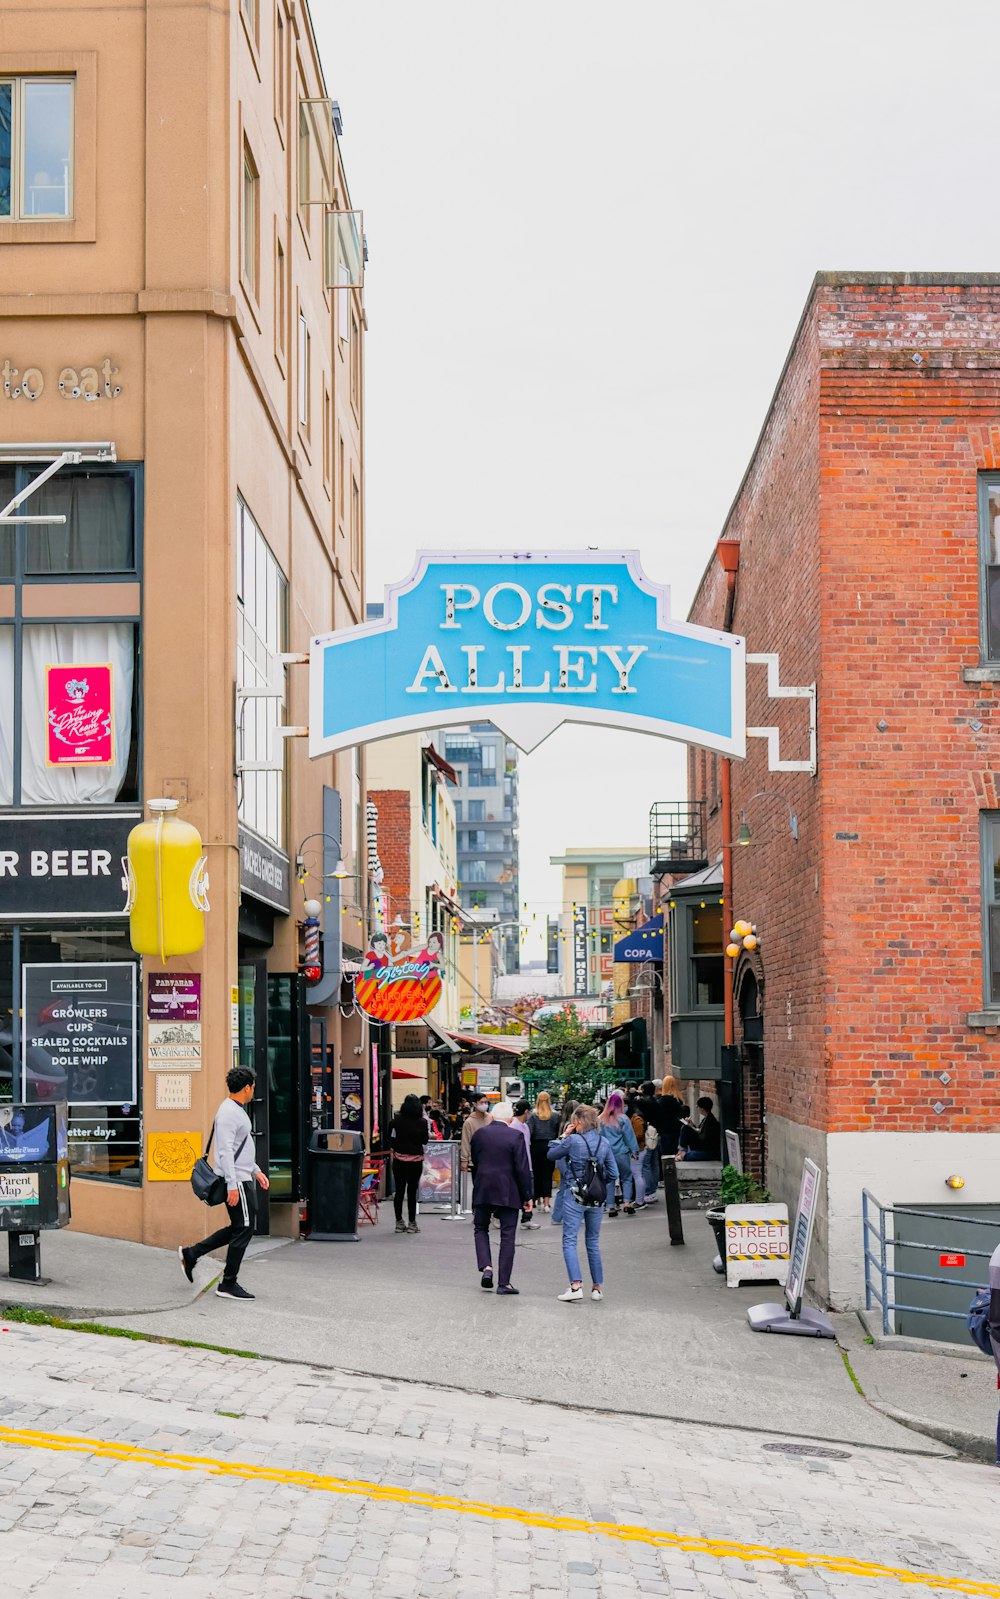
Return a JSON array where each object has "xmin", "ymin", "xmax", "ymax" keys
[{"xmin": 0, "ymin": 1421, "xmax": 994, "ymax": 1596}]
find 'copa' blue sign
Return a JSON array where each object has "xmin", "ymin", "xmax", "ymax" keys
[{"xmin": 309, "ymin": 552, "xmax": 745, "ymax": 757}]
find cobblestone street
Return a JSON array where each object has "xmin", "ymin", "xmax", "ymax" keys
[{"xmin": 0, "ymin": 1316, "xmax": 997, "ymax": 1599}]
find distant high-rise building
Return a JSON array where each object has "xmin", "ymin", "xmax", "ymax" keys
[{"xmin": 435, "ymin": 723, "xmax": 520, "ymax": 972}]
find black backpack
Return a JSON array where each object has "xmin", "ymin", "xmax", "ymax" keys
[{"xmin": 571, "ymin": 1133, "xmax": 608, "ymax": 1209}]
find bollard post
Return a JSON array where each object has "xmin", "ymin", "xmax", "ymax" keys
[{"xmin": 662, "ymin": 1156, "xmax": 685, "ymax": 1246}]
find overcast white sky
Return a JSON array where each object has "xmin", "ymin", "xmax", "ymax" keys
[{"xmin": 315, "ymin": 0, "xmax": 1000, "ymax": 957}]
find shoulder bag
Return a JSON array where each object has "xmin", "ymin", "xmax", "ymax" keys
[{"xmin": 190, "ymin": 1121, "xmax": 248, "ymax": 1207}]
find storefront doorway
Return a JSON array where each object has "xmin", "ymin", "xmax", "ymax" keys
[{"xmin": 236, "ymin": 959, "xmax": 309, "ymax": 1235}]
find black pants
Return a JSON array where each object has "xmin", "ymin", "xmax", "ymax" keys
[
  {"xmin": 473, "ymin": 1204, "xmax": 518, "ymax": 1287},
  {"xmin": 393, "ymin": 1158, "xmax": 422, "ymax": 1223},
  {"xmin": 190, "ymin": 1180, "xmax": 257, "ymax": 1283}
]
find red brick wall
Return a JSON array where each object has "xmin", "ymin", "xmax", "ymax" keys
[
  {"xmin": 368, "ymin": 788, "xmax": 410, "ymax": 923},
  {"xmin": 687, "ymin": 274, "xmax": 1000, "ymax": 1143}
]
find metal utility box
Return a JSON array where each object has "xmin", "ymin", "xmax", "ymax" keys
[
  {"xmin": 306, "ymin": 1128, "xmax": 364, "ymax": 1242},
  {"xmin": 0, "ymin": 1102, "xmax": 71, "ymax": 1282}
]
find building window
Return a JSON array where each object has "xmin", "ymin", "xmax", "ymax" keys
[
  {"xmin": 298, "ymin": 311, "xmax": 310, "ymax": 433},
  {"xmin": 337, "ymin": 433, "xmax": 345, "ymax": 524},
  {"xmin": 237, "ymin": 496, "xmax": 287, "ymax": 846},
  {"xmin": 981, "ymin": 814, "xmax": 1000, "ymax": 1005},
  {"xmin": 468, "ymin": 800, "xmax": 485, "ymax": 821},
  {"xmin": 0, "ymin": 77, "xmax": 74, "ymax": 221},
  {"xmin": 0, "ymin": 464, "xmax": 141, "ymax": 807},
  {"xmin": 274, "ymin": 4, "xmax": 286, "ymax": 127},
  {"xmin": 350, "ymin": 475, "xmax": 360, "ymax": 574},
  {"xmin": 241, "ymin": 0, "xmax": 258, "ymax": 43},
  {"xmin": 350, "ymin": 309, "xmax": 360, "ymax": 409},
  {"xmin": 275, "ymin": 234, "xmax": 286, "ymax": 362},
  {"xmin": 453, "ymin": 801, "xmax": 462, "ymax": 822},
  {"xmin": 241, "ymin": 143, "xmax": 259, "ymax": 301},
  {"xmin": 481, "ymin": 744, "xmax": 496, "ymax": 772},
  {"xmin": 323, "ymin": 385, "xmax": 332, "ymax": 491},
  {"xmin": 691, "ymin": 903, "xmax": 724, "ymax": 1006},
  {"xmin": 978, "ymin": 476, "xmax": 1000, "ymax": 661},
  {"xmin": 339, "ymin": 275, "xmax": 350, "ymax": 346}
]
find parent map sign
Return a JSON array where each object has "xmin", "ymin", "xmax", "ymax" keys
[{"xmin": 310, "ymin": 552, "xmax": 745, "ymax": 757}]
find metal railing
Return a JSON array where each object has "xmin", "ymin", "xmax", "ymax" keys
[
  {"xmin": 862, "ymin": 1188, "xmax": 997, "ymax": 1337},
  {"xmin": 649, "ymin": 801, "xmax": 707, "ymax": 877}
]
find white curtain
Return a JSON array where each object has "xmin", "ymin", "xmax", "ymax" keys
[{"xmin": 17, "ymin": 623, "xmax": 134, "ymax": 803}]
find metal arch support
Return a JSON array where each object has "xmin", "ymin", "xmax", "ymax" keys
[
  {"xmin": 745, "ymin": 652, "xmax": 816, "ymax": 775},
  {"xmin": 0, "ymin": 443, "xmax": 117, "ymax": 525}
]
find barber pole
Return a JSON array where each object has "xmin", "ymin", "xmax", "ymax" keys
[{"xmin": 303, "ymin": 898, "xmax": 322, "ymax": 983}]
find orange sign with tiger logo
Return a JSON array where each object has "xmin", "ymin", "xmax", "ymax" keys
[{"xmin": 355, "ymin": 929, "xmax": 444, "ymax": 1024}]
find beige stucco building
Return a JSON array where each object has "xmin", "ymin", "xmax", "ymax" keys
[{"xmin": 0, "ymin": 0, "xmax": 369, "ymax": 1245}]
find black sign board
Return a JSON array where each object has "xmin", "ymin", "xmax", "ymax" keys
[
  {"xmin": 21, "ymin": 963, "xmax": 137, "ymax": 1106},
  {"xmin": 340, "ymin": 1066, "xmax": 364, "ymax": 1132},
  {"xmin": 238, "ymin": 825, "xmax": 291, "ymax": 914},
  {"xmin": 0, "ymin": 810, "xmax": 138, "ymax": 919}
]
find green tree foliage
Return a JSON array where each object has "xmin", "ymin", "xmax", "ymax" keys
[{"xmin": 521, "ymin": 1007, "xmax": 607, "ymax": 1106}]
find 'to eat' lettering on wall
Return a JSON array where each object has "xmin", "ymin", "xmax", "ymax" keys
[
  {"xmin": 309, "ymin": 551, "xmax": 745, "ymax": 756},
  {"xmin": 1, "ymin": 359, "xmax": 122, "ymax": 402}
]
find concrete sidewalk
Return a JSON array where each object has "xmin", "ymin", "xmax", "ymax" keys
[
  {"xmin": 0, "ymin": 1228, "xmax": 287, "ymax": 1318},
  {"xmin": 1, "ymin": 1201, "xmax": 995, "ymax": 1460}
]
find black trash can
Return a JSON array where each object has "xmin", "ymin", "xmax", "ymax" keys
[{"xmin": 306, "ymin": 1129, "xmax": 365, "ymax": 1241}]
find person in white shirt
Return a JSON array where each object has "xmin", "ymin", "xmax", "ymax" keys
[{"xmin": 178, "ymin": 1066, "xmax": 269, "ymax": 1301}]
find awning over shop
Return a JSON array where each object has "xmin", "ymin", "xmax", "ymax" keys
[{"xmin": 613, "ymin": 913, "xmax": 664, "ymax": 964}]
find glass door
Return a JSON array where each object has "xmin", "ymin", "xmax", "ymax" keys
[
  {"xmin": 266, "ymin": 974, "xmax": 309, "ymax": 1205},
  {"xmin": 237, "ymin": 959, "xmax": 270, "ymax": 1235}
]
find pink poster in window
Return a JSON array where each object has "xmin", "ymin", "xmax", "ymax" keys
[{"xmin": 46, "ymin": 664, "xmax": 114, "ymax": 767}]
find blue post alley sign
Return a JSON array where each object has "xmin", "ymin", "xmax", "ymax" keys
[{"xmin": 309, "ymin": 552, "xmax": 745, "ymax": 757}]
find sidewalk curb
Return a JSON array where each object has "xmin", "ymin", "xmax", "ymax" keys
[
  {"xmin": 867, "ymin": 1401, "xmax": 996, "ymax": 1464},
  {"xmin": 856, "ymin": 1307, "xmax": 993, "ymax": 1362},
  {"xmin": 0, "ymin": 1288, "xmax": 209, "ymax": 1320}
]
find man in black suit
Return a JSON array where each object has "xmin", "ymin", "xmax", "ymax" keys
[{"xmin": 470, "ymin": 1101, "xmax": 533, "ymax": 1296}]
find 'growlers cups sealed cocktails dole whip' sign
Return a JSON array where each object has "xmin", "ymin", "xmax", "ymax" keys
[{"xmin": 309, "ymin": 552, "xmax": 744, "ymax": 758}]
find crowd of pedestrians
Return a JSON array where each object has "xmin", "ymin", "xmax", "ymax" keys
[
  {"xmin": 377, "ymin": 1077, "xmax": 728, "ymax": 1304},
  {"xmin": 453, "ymin": 1079, "xmax": 717, "ymax": 1301}
]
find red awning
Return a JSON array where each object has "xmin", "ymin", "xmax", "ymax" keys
[
  {"xmin": 391, "ymin": 1066, "xmax": 425, "ymax": 1080},
  {"xmin": 424, "ymin": 743, "xmax": 458, "ymax": 785}
]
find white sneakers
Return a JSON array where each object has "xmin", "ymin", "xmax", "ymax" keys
[
  {"xmin": 557, "ymin": 1286, "xmax": 583, "ymax": 1302},
  {"xmin": 591, "ymin": 1287, "xmax": 603, "ymax": 1301}
]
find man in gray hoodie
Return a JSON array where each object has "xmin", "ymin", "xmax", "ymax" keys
[{"xmin": 179, "ymin": 1066, "xmax": 269, "ymax": 1300}]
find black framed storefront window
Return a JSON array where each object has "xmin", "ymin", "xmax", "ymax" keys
[
  {"xmin": 0, "ymin": 923, "xmax": 141, "ymax": 1184},
  {"xmin": 0, "ymin": 462, "xmax": 142, "ymax": 806}
]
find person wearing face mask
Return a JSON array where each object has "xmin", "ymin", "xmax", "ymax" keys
[{"xmin": 460, "ymin": 1091, "xmax": 491, "ymax": 1174}]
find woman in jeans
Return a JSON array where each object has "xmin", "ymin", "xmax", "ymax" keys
[
  {"xmin": 548, "ymin": 1105, "xmax": 618, "ymax": 1303},
  {"xmin": 389, "ymin": 1094, "xmax": 428, "ymax": 1234},
  {"xmin": 599, "ymin": 1091, "xmax": 640, "ymax": 1215}
]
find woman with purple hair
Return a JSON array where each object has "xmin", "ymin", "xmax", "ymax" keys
[{"xmin": 599, "ymin": 1091, "xmax": 640, "ymax": 1216}]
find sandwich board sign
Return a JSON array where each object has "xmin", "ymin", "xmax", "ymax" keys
[
  {"xmin": 746, "ymin": 1157, "xmax": 835, "ymax": 1338},
  {"xmin": 724, "ymin": 1203, "xmax": 789, "ymax": 1289},
  {"xmin": 310, "ymin": 551, "xmax": 745, "ymax": 758}
]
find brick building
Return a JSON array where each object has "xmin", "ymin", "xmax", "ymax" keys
[{"xmin": 685, "ymin": 271, "xmax": 1000, "ymax": 1307}]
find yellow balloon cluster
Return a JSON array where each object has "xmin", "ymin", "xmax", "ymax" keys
[{"xmin": 727, "ymin": 919, "xmax": 759, "ymax": 960}]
